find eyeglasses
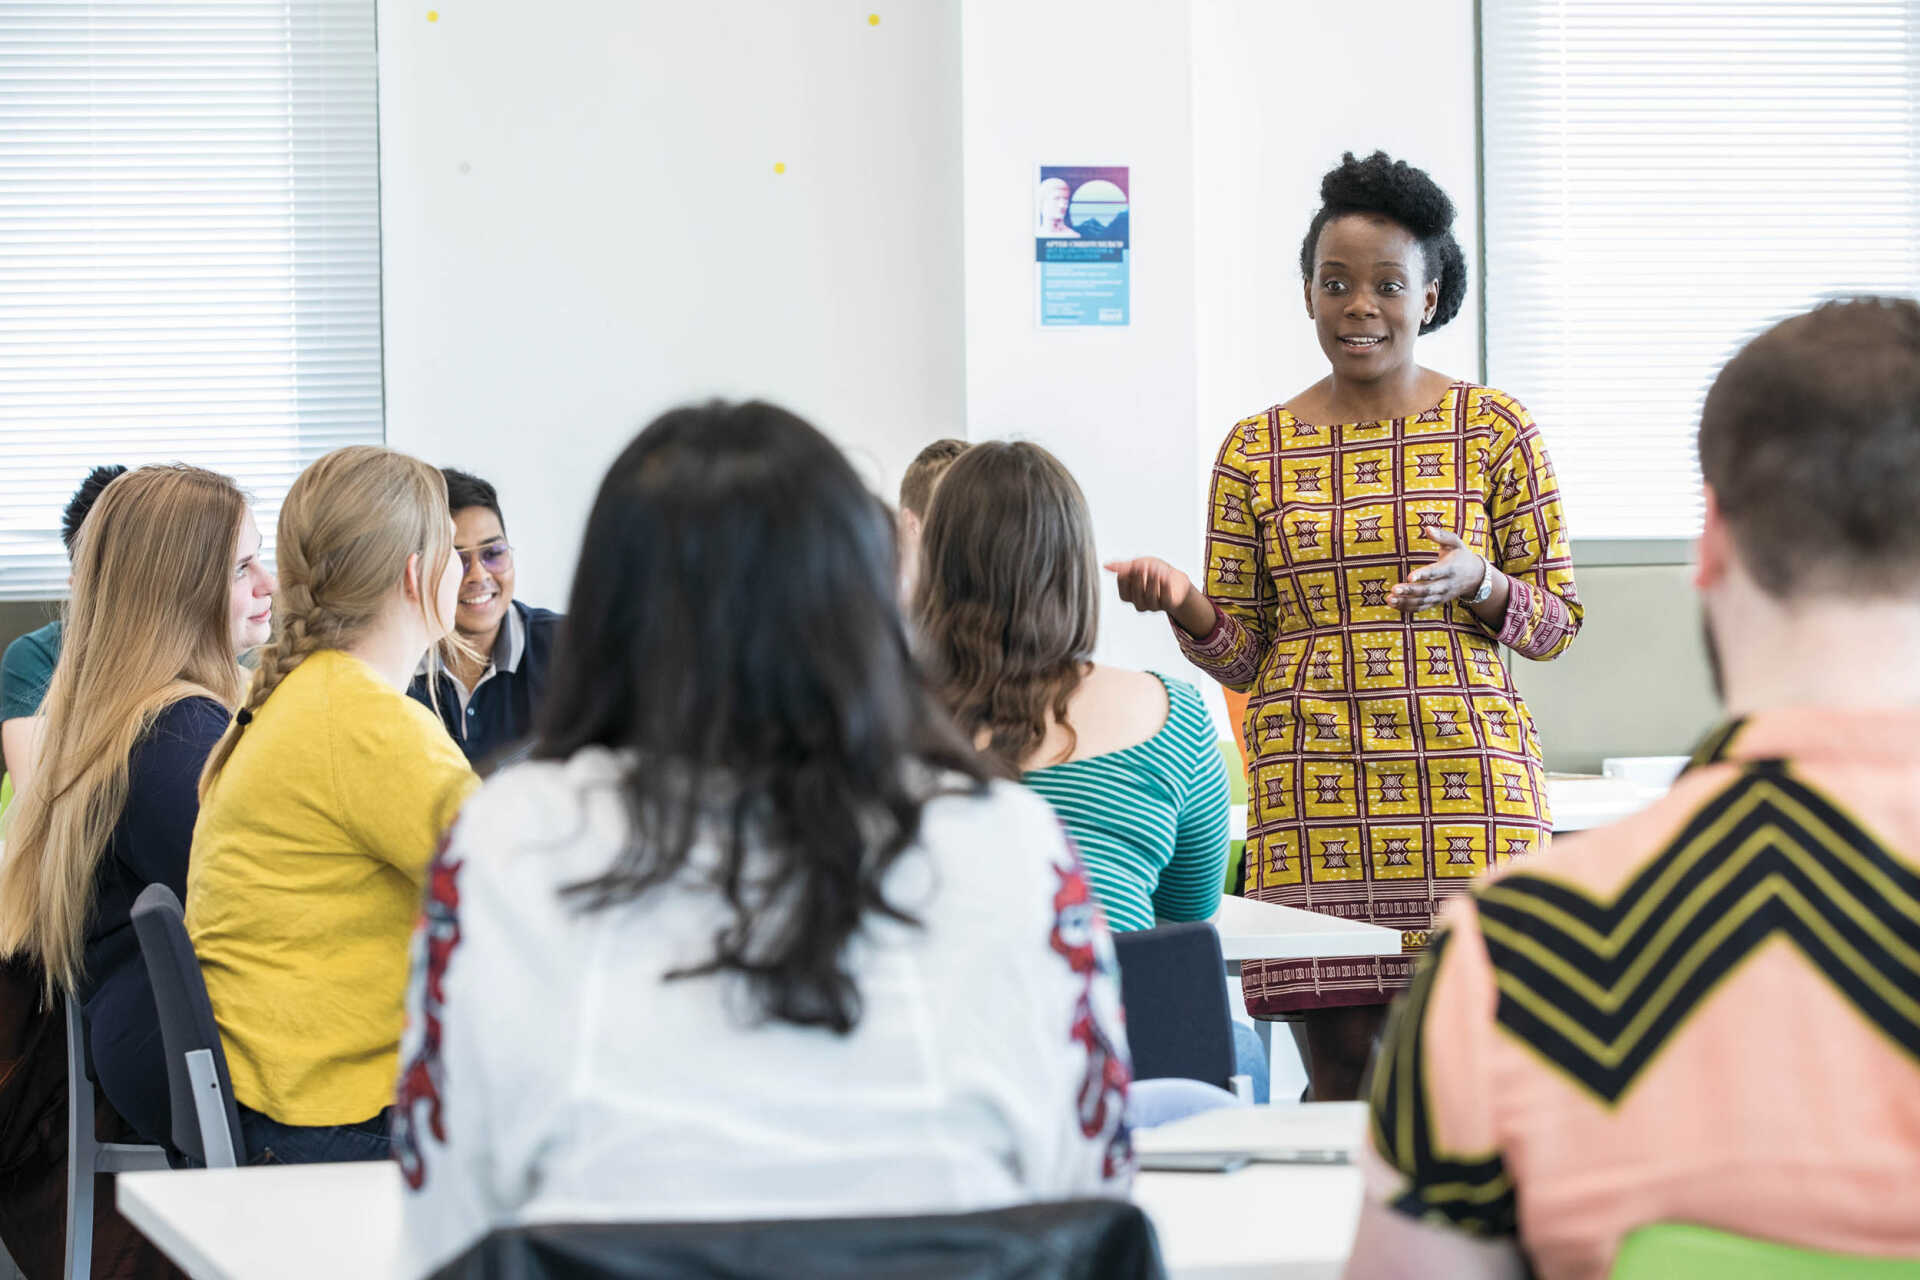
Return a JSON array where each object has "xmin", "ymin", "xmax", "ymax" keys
[{"xmin": 457, "ymin": 540, "xmax": 513, "ymax": 574}]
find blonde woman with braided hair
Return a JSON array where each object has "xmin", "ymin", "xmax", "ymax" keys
[
  {"xmin": 189, "ymin": 446, "xmax": 478, "ymax": 1165},
  {"xmin": 0, "ymin": 465, "xmax": 271, "ymax": 1157}
]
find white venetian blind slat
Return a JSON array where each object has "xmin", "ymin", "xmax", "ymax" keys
[
  {"xmin": 1481, "ymin": 0, "xmax": 1920, "ymax": 541},
  {"xmin": 0, "ymin": 0, "xmax": 382, "ymax": 600}
]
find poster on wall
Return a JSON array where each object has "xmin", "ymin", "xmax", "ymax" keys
[{"xmin": 1035, "ymin": 165, "xmax": 1130, "ymax": 327}]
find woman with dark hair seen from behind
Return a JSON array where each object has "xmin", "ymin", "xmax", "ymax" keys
[
  {"xmin": 393, "ymin": 401, "xmax": 1133, "ymax": 1277},
  {"xmin": 1111, "ymin": 152, "xmax": 1582, "ymax": 1101}
]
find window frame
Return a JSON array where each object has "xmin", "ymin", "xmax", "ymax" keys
[
  {"xmin": 0, "ymin": 0, "xmax": 386, "ymax": 602},
  {"xmin": 1471, "ymin": 0, "xmax": 1919, "ymax": 568}
]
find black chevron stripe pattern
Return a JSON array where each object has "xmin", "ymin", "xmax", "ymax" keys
[
  {"xmin": 1681, "ymin": 715, "xmax": 1749, "ymax": 773},
  {"xmin": 1370, "ymin": 931, "xmax": 1518, "ymax": 1236},
  {"xmin": 1478, "ymin": 761, "xmax": 1920, "ymax": 1106}
]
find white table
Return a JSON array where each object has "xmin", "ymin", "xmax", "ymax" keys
[
  {"xmin": 1214, "ymin": 778, "xmax": 1661, "ymax": 979},
  {"xmin": 1134, "ymin": 1163, "xmax": 1361, "ymax": 1279},
  {"xmin": 1546, "ymin": 776, "xmax": 1666, "ymax": 832},
  {"xmin": 119, "ymin": 1163, "xmax": 399, "ymax": 1280},
  {"xmin": 1131, "ymin": 1104, "xmax": 1365, "ymax": 1278},
  {"xmin": 1135, "ymin": 1100, "xmax": 1367, "ymax": 1162},
  {"xmin": 119, "ymin": 1151, "xmax": 1360, "ymax": 1280},
  {"xmin": 1211, "ymin": 778, "xmax": 1657, "ymax": 1080},
  {"xmin": 1212, "ymin": 778, "xmax": 1659, "ymax": 973},
  {"xmin": 1206, "ymin": 890, "xmax": 1403, "ymax": 1072},
  {"xmin": 1207, "ymin": 894, "xmax": 1401, "ymax": 969}
]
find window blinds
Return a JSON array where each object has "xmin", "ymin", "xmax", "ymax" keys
[
  {"xmin": 1481, "ymin": 0, "xmax": 1920, "ymax": 541},
  {"xmin": 0, "ymin": 1, "xmax": 382, "ymax": 600}
]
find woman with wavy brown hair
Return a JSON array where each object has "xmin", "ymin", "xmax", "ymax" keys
[{"xmin": 914, "ymin": 441, "xmax": 1232, "ymax": 935}]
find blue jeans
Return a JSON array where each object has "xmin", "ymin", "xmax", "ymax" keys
[
  {"xmin": 238, "ymin": 1104, "xmax": 393, "ymax": 1165},
  {"xmin": 1126, "ymin": 1078, "xmax": 1247, "ymax": 1129},
  {"xmin": 1232, "ymin": 1020, "xmax": 1271, "ymax": 1105}
]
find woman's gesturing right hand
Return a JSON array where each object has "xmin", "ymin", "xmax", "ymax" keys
[{"xmin": 1104, "ymin": 557, "xmax": 1218, "ymax": 638}]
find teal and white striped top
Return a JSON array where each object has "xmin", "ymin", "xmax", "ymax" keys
[{"xmin": 1022, "ymin": 673, "xmax": 1231, "ymax": 933}]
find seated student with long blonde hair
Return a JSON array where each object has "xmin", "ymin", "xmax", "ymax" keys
[
  {"xmin": 0, "ymin": 465, "xmax": 273, "ymax": 1150},
  {"xmin": 190, "ymin": 446, "xmax": 478, "ymax": 1165}
]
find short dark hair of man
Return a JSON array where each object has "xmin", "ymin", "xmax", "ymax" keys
[
  {"xmin": 1698, "ymin": 296, "xmax": 1920, "ymax": 600},
  {"xmin": 897, "ymin": 439, "xmax": 969, "ymax": 517},
  {"xmin": 442, "ymin": 467, "xmax": 505, "ymax": 533},
  {"xmin": 60, "ymin": 465, "xmax": 129, "ymax": 554}
]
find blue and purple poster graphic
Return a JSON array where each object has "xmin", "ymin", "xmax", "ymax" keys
[{"xmin": 1035, "ymin": 165, "xmax": 1129, "ymax": 327}]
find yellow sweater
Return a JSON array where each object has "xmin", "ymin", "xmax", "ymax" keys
[{"xmin": 188, "ymin": 648, "xmax": 479, "ymax": 1126}]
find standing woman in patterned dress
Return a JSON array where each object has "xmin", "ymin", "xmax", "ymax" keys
[{"xmin": 1109, "ymin": 151, "xmax": 1582, "ymax": 1100}]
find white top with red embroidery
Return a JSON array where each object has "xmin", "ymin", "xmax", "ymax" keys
[{"xmin": 393, "ymin": 748, "xmax": 1134, "ymax": 1279}]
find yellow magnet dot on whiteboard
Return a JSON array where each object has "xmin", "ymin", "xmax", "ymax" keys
[
  {"xmin": 426, "ymin": 9, "xmax": 438, "ymax": 20},
  {"xmin": 868, "ymin": 13, "xmax": 880, "ymax": 25},
  {"xmin": 773, "ymin": 162, "xmax": 786, "ymax": 174}
]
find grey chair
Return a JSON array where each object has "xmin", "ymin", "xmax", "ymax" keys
[
  {"xmin": 1111, "ymin": 921, "xmax": 1240, "ymax": 1094},
  {"xmin": 131, "ymin": 884, "xmax": 242, "ymax": 1169},
  {"xmin": 64, "ymin": 996, "xmax": 168, "ymax": 1280}
]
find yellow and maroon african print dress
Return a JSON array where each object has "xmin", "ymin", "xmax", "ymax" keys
[{"xmin": 1177, "ymin": 382, "xmax": 1581, "ymax": 1015}]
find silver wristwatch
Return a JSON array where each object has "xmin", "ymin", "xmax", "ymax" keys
[{"xmin": 1467, "ymin": 556, "xmax": 1496, "ymax": 606}]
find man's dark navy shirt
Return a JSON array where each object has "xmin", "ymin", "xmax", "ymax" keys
[{"xmin": 408, "ymin": 599, "xmax": 560, "ymax": 770}]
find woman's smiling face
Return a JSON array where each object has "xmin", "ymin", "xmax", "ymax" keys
[
  {"xmin": 1305, "ymin": 213, "xmax": 1439, "ymax": 381},
  {"xmin": 227, "ymin": 508, "xmax": 276, "ymax": 653}
]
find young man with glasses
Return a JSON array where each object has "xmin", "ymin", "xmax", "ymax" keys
[{"xmin": 408, "ymin": 468, "xmax": 562, "ymax": 767}]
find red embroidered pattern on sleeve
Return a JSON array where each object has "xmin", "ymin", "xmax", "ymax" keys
[
  {"xmin": 395, "ymin": 835, "xmax": 464, "ymax": 1191},
  {"xmin": 1046, "ymin": 845, "xmax": 1133, "ymax": 1179}
]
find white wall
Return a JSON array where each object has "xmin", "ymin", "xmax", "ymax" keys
[
  {"xmin": 377, "ymin": 0, "xmax": 966, "ymax": 605},
  {"xmin": 378, "ymin": 0, "xmax": 1482, "ymax": 672},
  {"xmin": 959, "ymin": 0, "xmax": 1484, "ymax": 708},
  {"xmin": 1184, "ymin": 0, "xmax": 1719, "ymax": 767},
  {"xmin": 960, "ymin": 0, "xmax": 1202, "ymax": 676},
  {"xmin": 1190, "ymin": 0, "xmax": 1482, "ymax": 465},
  {"xmin": 378, "ymin": 1, "xmax": 1711, "ymax": 773},
  {"xmin": 1177, "ymin": 0, "xmax": 1480, "ymax": 730}
]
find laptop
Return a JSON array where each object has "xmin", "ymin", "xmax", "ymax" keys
[{"xmin": 1134, "ymin": 1101, "xmax": 1367, "ymax": 1172}]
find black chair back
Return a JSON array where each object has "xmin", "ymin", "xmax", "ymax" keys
[
  {"xmin": 1111, "ymin": 921, "xmax": 1235, "ymax": 1091},
  {"xmin": 131, "ymin": 883, "xmax": 243, "ymax": 1167},
  {"xmin": 431, "ymin": 1199, "xmax": 1164, "ymax": 1280}
]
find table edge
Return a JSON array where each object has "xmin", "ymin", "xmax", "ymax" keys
[{"xmin": 118, "ymin": 1173, "xmax": 227, "ymax": 1280}]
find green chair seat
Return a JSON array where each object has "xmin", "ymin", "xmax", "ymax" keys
[
  {"xmin": 1217, "ymin": 739, "xmax": 1248, "ymax": 805},
  {"xmin": 1223, "ymin": 839, "xmax": 1245, "ymax": 897},
  {"xmin": 1611, "ymin": 1224, "xmax": 1919, "ymax": 1279},
  {"xmin": 1216, "ymin": 742, "xmax": 1249, "ymax": 896}
]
